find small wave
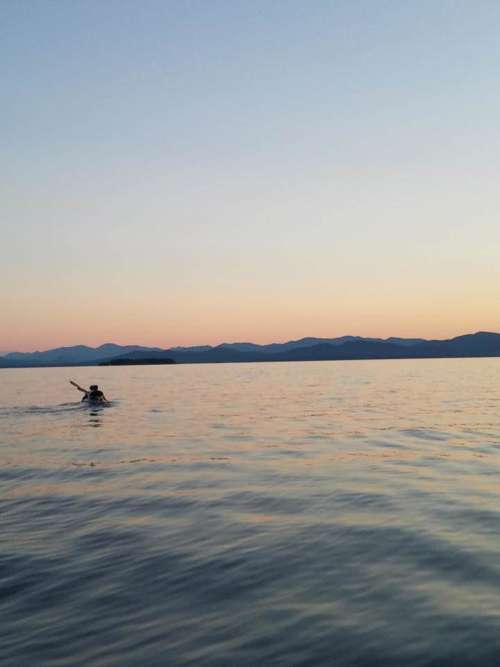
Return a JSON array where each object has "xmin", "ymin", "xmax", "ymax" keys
[
  {"xmin": 0, "ymin": 403, "xmax": 83, "ymax": 418},
  {"xmin": 0, "ymin": 401, "xmax": 117, "ymax": 419}
]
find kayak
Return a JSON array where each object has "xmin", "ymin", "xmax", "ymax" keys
[{"xmin": 82, "ymin": 397, "xmax": 107, "ymax": 405}]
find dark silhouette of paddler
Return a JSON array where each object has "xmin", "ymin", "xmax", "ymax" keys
[{"xmin": 70, "ymin": 380, "xmax": 108, "ymax": 403}]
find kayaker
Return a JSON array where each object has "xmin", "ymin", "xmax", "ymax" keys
[{"xmin": 70, "ymin": 380, "xmax": 108, "ymax": 402}]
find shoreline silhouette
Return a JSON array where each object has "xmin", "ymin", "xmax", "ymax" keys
[{"xmin": 2, "ymin": 331, "xmax": 499, "ymax": 368}]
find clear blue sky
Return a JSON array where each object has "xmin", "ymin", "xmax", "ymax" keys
[{"xmin": 2, "ymin": 1, "xmax": 499, "ymax": 351}]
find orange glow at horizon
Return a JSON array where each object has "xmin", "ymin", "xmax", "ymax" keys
[{"xmin": 3, "ymin": 283, "xmax": 499, "ymax": 352}]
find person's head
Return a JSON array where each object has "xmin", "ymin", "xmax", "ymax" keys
[{"xmin": 90, "ymin": 384, "xmax": 98, "ymax": 391}]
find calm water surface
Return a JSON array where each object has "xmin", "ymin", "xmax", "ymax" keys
[{"xmin": 2, "ymin": 359, "xmax": 500, "ymax": 666}]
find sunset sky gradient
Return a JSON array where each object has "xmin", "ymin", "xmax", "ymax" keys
[{"xmin": 2, "ymin": 1, "xmax": 499, "ymax": 351}]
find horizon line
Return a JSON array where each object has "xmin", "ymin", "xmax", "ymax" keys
[{"xmin": 3, "ymin": 329, "xmax": 498, "ymax": 356}]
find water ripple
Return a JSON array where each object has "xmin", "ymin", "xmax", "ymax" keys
[{"xmin": 1, "ymin": 359, "xmax": 500, "ymax": 665}]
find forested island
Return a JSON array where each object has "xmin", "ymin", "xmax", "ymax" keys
[{"xmin": 100, "ymin": 358, "xmax": 175, "ymax": 366}]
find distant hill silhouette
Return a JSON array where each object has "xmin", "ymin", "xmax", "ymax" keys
[
  {"xmin": 4, "ymin": 343, "xmax": 162, "ymax": 365},
  {"xmin": 1, "ymin": 332, "xmax": 499, "ymax": 368}
]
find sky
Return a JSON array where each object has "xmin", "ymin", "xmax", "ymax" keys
[{"xmin": 2, "ymin": 0, "xmax": 499, "ymax": 352}]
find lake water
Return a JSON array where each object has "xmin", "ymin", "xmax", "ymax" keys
[{"xmin": 2, "ymin": 358, "xmax": 500, "ymax": 666}]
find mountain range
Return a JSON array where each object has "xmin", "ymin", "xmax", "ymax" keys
[{"xmin": 1, "ymin": 332, "xmax": 500, "ymax": 368}]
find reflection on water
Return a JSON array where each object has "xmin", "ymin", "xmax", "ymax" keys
[
  {"xmin": 85, "ymin": 402, "xmax": 113, "ymax": 428},
  {"xmin": 1, "ymin": 359, "xmax": 500, "ymax": 666},
  {"xmin": 87, "ymin": 410, "xmax": 102, "ymax": 427}
]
